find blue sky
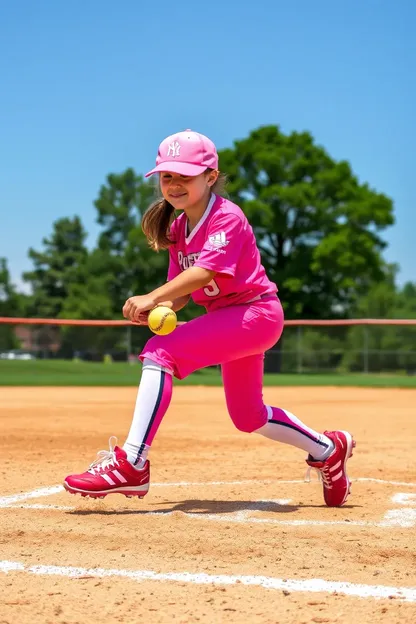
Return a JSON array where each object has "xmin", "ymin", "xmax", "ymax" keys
[{"xmin": 1, "ymin": 0, "xmax": 415, "ymax": 291}]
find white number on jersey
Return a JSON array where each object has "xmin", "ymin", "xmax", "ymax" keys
[{"xmin": 203, "ymin": 279, "xmax": 220, "ymax": 297}]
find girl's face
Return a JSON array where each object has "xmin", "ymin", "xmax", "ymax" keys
[{"xmin": 159, "ymin": 170, "xmax": 218, "ymax": 211}]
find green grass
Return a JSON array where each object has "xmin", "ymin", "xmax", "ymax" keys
[{"xmin": 0, "ymin": 359, "xmax": 415, "ymax": 387}]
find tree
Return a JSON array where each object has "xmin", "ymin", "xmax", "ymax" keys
[
  {"xmin": 0, "ymin": 258, "xmax": 18, "ymax": 308},
  {"xmin": 93, "ymin": 169, "xmax": 161, "ymax": 312},
  {"xmin": 20, "ymin": 217, "xmax": 90, "ymax": 356},
  {"xmin": 59, "ymin": 250, "xmax": 126, "ymax": 359},
  {"xmin": 0, "ymin": 258, "xmax": 22, "ymax": 349},
  {"xmin": 23, "ymin": 216, "xmax": 89, "ymax": 318},
  {"xmin": 396, "ymin": 282, "xmax": 416, "ymax": 318},
  {"xmin": 219, "ymin": 125, "xmax": 394, "ymax": 319},
  {"xmin": 341, "ymin": 271, "xmax": 416, "ymax": 372}
]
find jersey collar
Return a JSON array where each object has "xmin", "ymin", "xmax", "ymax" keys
[{"xmin": 185, "ymin": 193, "xmax": 216, "ymax": 245}]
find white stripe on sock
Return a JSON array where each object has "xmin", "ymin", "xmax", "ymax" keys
[{"xmin": 255, "ymin": 407, "xmax": 333, "ymax": 458}]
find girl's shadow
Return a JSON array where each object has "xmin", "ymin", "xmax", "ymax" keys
[{"xmin": 68, "ymin": 498, "xmax": 361, "ymax": 516}]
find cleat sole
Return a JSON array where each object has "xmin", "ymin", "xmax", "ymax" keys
[{"xmin": 63, "ymin": 481, "xmax": 148, "ymax": 499}]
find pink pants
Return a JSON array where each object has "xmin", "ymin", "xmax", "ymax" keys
[{"xmin": 139, "ymin": 296, "xmax": 284, "ymax": 433}]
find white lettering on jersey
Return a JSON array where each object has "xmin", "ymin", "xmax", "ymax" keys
[{"xmin": 178, "ymin": 251, "xmax": 201, "ymax": 270}]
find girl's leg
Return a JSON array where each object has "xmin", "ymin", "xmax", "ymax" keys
[
  {"xmin": 222, "ymin": 354, "xmax": 356, "ymax": 507},
  {"xmin": 221, "ymin": 354, "xmax": 334, "ymax": 459},
  {"xmin": 123, "ymin": 298, "xmax": 283, "ymax": 465},
  {"xmin": 123, "ymin": 358, "xmax": 173, "ymax": 466},
  {"xmin": 66, "ymin": 298, "xmax": 284, "ymax": 493},
  {"xmin": 64, "ymin": 357, "xmax": 173, "ymax": 497}
]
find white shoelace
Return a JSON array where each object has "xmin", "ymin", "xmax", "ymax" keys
[
  {"xmin": 305, "ymin": 465, "xmax": 332, "ymax": 489},
  {"xmin": 87, "ymin": 436, "xmax": 119, "ymax": 475}
]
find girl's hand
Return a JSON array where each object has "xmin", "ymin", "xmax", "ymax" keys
[
  {"xmin": 122, "ymin": 294, "xmax": 156, "ymax": 323},
  {"xmin": 131, "ymin": 311, "xmax": 150, "ymax": 326},
  {"xmin": 122, "ymin": 297, "xmax": 174, "ymax": 324}
]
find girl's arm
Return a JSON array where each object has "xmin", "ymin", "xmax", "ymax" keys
[
  {"xmin": 122, "ymin": 267, "xmax": 215, "ymax": 322},
  {"xmin": 152, "ymin": 267, "xmax": 215, "ymax": 304}
]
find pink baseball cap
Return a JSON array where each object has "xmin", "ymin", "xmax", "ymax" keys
[{"xmin": 145, "ymin": 129, "xmax": 218, "ymax": 177}]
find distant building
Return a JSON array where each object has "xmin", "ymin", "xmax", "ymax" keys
[{"xmin": 14, "ymin": 325, "xmax": 61, "ymax": 354}]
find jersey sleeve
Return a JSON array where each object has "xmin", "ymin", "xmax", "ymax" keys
[{"xmin": 193, "ymin": 212, "xmax": 245, "ymax": 277}]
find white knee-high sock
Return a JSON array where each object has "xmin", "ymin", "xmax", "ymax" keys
[
  {"xmin": 123, "ymin": 358, "xmax": 173, "ymax": 466},
  {"xmin": 254, "ymin": 406, "xmax": 334, "ymax": 460}
]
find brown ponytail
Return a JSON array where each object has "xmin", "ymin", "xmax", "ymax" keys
[
  {"xmin": 141, "ymin": 169, "xmax": 227, "ymax": 251},
  {"xmin": 141, "ymin": 198, "xmax": 175, "ymax": 251}
]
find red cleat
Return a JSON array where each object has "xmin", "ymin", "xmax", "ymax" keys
[
  {"xmin": 306, "ymin": 430, "xmax": 355, "ymax": 507},
  {"xmin": 64, "ymin": 437, "xmax": 150, "ymax": 499}
]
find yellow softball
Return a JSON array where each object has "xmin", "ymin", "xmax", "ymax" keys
[{"xmin": 148, "ymin": 306, "xmax": 177, "ymax": 336}]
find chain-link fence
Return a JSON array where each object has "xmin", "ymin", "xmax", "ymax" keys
[
  {"xmin": 265, "ymin": 324, "xmax": 416, "ymax": 374},
  {"xmin": 1, "ymin": 317, "xmax": 415, "ymax": 374}
]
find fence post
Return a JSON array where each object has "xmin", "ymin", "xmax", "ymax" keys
[
  {"xmin": 363, "ymin": 325, "xmax": 369, "ymax": 374},
  {"xmin": 297, "ymin": 326, "xmax": 303, "ymax": 374}
]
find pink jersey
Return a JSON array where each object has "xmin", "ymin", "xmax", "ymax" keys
[{"xmin": 167, "ymin": 194, "xmax": 277, "ymax": 312}]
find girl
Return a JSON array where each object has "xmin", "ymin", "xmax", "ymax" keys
[{"xmin": 64, "ymin": 130, "xmax": 355, "ymax": 507}]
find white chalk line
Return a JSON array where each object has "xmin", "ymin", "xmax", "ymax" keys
[
  {"xmin": 391, "ymin": 493, "xmax": 416, "ymax": 505},
  {"xmin": 0, "ymin": 485, "xmax": 64, "ymax": 508},
  {"xmin": 12, "ymin": 503, "xmax": 75, "ymax": 511},
  {"xmin": 5, "ymin": 495, "xmax": 416, "ymax": 528},
  {"xmin": 1, "ymin": 476, "xmax": 415, "ymax": 509},
  {"xmin": 6, "ymin": 504, "xmax": 411, "ymax": 528},
  {"xmin": 379, "ymin": 509, "xmax": 416, "ymax": 528},
  {"xmin": 1, "ymin": 560, "xmax": 415, "ymax": 602},
  {"xmin": 357, "ymin": 478, "xmax": 416, "ymax": 487}
]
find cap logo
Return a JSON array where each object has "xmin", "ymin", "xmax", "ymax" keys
[{"xmin": 167, "ymin": 140, "xmax": 181, "ymax": 158}]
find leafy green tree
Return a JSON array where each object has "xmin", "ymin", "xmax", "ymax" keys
[
  {"xmin": 21, "ymin": 217, "xmax": 91, "ymax": 356},
  {"xmin": 94, "ymin": 169, "xmax": 157, "ymax": 312},
  {"xmin": 342, "ymin": 273, "xmax": 416, "ymax": 372},
  {"xmin": 274, "ymin": 324, "xmax": 346, "ymax": 374},
  {"xmin": 23, "ymin": 216, "xmax": 88, "ymax": 318},
  {"xmin": 0, "ymin": 258, "xmax": 22, "ymax": 349},
  {"xmin": 58, "ymin": 251, "xmax": 127, "ymax": 358},
  {"xmin": 396, "ymin": 282, "xmax": 416, "ymax": 317},
  {"xmin": 0, "ymin": 258, "xmax": 18, "ymax": 310},
  {"xmin": 219, "ymin": 125, "xmax": 394, "ymax": 319}
]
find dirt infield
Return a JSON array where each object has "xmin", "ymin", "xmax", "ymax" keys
[{"xmin": 1, "ymin": 386, "xmax": 415, "ymax": 623}]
